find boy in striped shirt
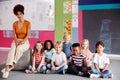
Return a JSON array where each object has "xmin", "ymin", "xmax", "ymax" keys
[{"xmin": 67, "ymin": 43, "xmax": 88, "ymax": 76}]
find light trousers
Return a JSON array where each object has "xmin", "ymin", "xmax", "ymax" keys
[{"xmin": 6, "ymin": 39, "xmax": 30, "ymax": 66}]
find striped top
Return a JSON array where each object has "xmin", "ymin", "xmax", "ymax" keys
[
  {"xmin": 33, "ymin": 53, "xmax": 45, "ymax": 65},
  {"xmin": 71, "ymin": 53, "xmax": 86, "ymax": 67}
]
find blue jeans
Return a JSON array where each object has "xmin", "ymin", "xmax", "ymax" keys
[
  {"xmin": 92, "ymin": 68, "xmax": 112, "ymax": 78},
  {"xmin": 28, "ymin": 65, "xmax": 46, "ymax": 73},
  {"xmin": 47, "ymin": 64, "xmax": 68, "ymax": 73}
]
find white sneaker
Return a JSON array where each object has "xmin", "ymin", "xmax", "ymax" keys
[
  {"xmin": 25, "ymin": 69, "xmax": 32, "ymax": 74},
  {"xmin": 62, "ymin": 70, "xmax": 66, "ymax": 75},
  {"xmin": 1, "ymin": 68, "xmax": 5, "ymax": 73},
  {"xmin": 1, "ymin": 69, "xmax": 9, "ymax": 78},
  {"xmin": 90, "ymin": 74, "xmax": 100, "ymax": 78},
  {"xmin": 46, "ymin": 69, "xmax": 54, "ymax": 74},
  {"xmin": 78, "ymin": 71, "xmax": 84, "ymax": 76}
]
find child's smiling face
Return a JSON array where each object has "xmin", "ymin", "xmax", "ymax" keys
[
  {"xmin": 46, "ymin": 42, "xmax": 51, "ymax": 50},
  {"xmin": 63, "ymin": 35, "xmax": 70, "ymax": 43},
  {"xmin": 72, "ymin": 47, "xmax": 80, "ymax": 56},
  {"xmin": 55, "ymin": 45, "xmax": 62, "ymax": 54},
  {"xmin": 96, "ymin": 44, "xmax": 104, "ymax": 54},
  {"xmin": 36, "ymin": 43, "xmax": 43, "ymax": 51},
  {"xmin": 81, "ymin": 42, "xmax": 88, "ymax": 49}
]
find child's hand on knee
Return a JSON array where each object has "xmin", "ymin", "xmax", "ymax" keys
[
  {"xmin": 32, "ymin": 67, "xmax": 36, "ymax": 72},
  {"xmin": 52, "ymin": 66, "xmax": 55, "ymax": 71},
  {"xmin": 37, "ymin": 67, "xmax": 41, "ymax": 72},
  {"xmin": 55, "ymin": 67, "xmax": 59, "ymax": 70}
]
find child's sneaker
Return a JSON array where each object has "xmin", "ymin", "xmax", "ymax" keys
[
  {"xmin": 25, "ymin": 69, "xmax": 32, "ymax": 73},
  {"xmin": 84, "ymin": 72, "xmax": 91, "ymax": 77},
  {"xmin": 90, "ymin": 74, "xmax": 100, "ymax": 78},
  {"xmin": 1, "ymin": 68, "xmax": 5, "ymax": 73},
  {"xmin": 62, "ymin": 70, "xmax": 66, "ymax": 75},
  {"xmin": 78, "ymin": 71, "xmax": 84, "ymax": 76},
  {"xmin": 108, "ymin": 74, "xmax": 113, "ymax": 78},
  {"xmin": 46, "ymin": 69, "xmax": 54, "ymax": 74},
  {"xmin": 1, "ymin": 69, "xmax": 9, "ymax": 78},
  {"xmin": 43, "ymin": 70, "xmax": 46, "ymax": 74}
]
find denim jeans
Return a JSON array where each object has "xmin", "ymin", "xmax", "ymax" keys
[
  {"xmin": 28, "ymin": 65, "xmax": 46, "ymax": 73},
  {"xmin": 92, "ymin": 68, "xmax": 112, "ymax": 78},
  {"xmin": 47, "ymin": 64, "xmax": 68, "ymax": 73}
]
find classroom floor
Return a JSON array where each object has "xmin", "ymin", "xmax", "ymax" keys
[{"xmin": 0, "ymin": 50, "xmax": 120, "ymax": 80}]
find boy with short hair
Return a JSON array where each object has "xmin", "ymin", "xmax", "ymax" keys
[
  {"xmin": 68, "ymin": 43, "xmax": 87, "ymax": 76},
  {"xmin": 51, "ymin": 41, "xmax": 68, "ymax": 74}
]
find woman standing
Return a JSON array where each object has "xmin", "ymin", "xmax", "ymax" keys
[{"xmin": 1, "ymin": 4, "xmax": 31, "ymax": 78}]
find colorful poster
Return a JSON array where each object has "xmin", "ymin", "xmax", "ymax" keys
[
  {"xmin": 64, "ymin": 19, "xmax": 72, "ymax": 34},
  {"xmin": 29, "ymin": 31, "xmax": 39, "ymax": 38},
  {"xmin": 55, "ymin": 0, "xmax": 72, "ymax": 42},
  {"xmin": 3, "ymin": 30, "xmax": 39, "ymax": 38},
  {"xmin": 63, "ymin": 1, "xmax": 72, "ymax": 14},
  {"xmin": 3, "ymin": 30, "xmax": 13, "ymax": 38}
]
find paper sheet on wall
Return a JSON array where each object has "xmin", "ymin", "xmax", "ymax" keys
[
  {"xmin": 63, "ymin": 1, "xmax": 72, "ymax": 14},
  {"xmin": 72, "ymin": 0, "xmax": 78, "ymax": 28}
]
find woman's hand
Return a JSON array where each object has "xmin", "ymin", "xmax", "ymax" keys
[
  {"xmin": 18, "ymin": 40, "xmax": 25, "ymax": 45},
  {"xmin": 15, "ymin": 39, "xmax": 21, "ymax": 47},
  {"xmin": 15, "ymin": 39, "xmax": 25, "ymax": 46}
]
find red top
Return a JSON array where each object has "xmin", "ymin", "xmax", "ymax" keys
[{"xmin": 33, "ymin": 52, "xmax": 46, "ymax": 65}]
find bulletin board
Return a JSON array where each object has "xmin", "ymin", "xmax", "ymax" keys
[{"xmin": 0, "ymin": 0, "xmax": 54, "ymax": 30}]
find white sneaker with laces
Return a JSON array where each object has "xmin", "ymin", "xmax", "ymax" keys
[
  {"xmin": 90, "ymin": 74, "xmax": 100, "ymax": 78},
  {"xmin": 1, "ymin": 68, "xmax": 5, "ymax": 73},
  {"xmin": 1, "ymin": 69, "xmax": 9, "ymax": 78}
]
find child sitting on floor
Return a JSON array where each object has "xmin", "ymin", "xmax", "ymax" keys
[
  {"xmin": 44, "ymin": 40, "xmax": 55, "ymax": 70},
  {"xmin": 90, "ymin": 41, "xmax": 113, "ymax": 78},
  {"xmin": 25, "ymin": 41, "xmax": 46, "ymax": 74},
  {"xmin": 63, "ymin": 34, "xmax": 72, "ymax": 59},
  {"xmin": 81, "ymin": 39, "xmax": 92, "ymax": 68},
  {"xmin": 50, "ymin": 41, "xmax": 68, "ymax": 74},
  {"xmin": 67, "ymin": 43, "xmax": 88, "ymax": 76}
]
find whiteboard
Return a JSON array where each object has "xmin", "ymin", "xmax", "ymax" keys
[{"xmin": 0, "ymin": 0, "xmax": 54, "ymax": 30}]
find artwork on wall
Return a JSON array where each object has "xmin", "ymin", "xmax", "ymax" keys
[
  {"xmin": 3, "ymin": 30, "xmax": 13, "ymax": 38},
  {"xmin": 64, "ymin": 19, "xmax": 72, "ymax": 35},
  {"xmin": 55, "ymin": 0, "xmax": 79, "ymax": 42},
  {"xmin": 29, "ymin": 31, "xmax": 39, "ymax": 38},
  {"xmin": 72, "ymin": 0, "xmax": 79, "ymax": 42},
  {"xmin": 3, "ymin": 30, "xmax": 39, "ymax": 38},
  {"xmin": 72, "ymin": 0, "xmax": 78, "ymax": 28},
  {"xmin": 63, "ymin": 1, "xmax": 72, "ymax": 14}
]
